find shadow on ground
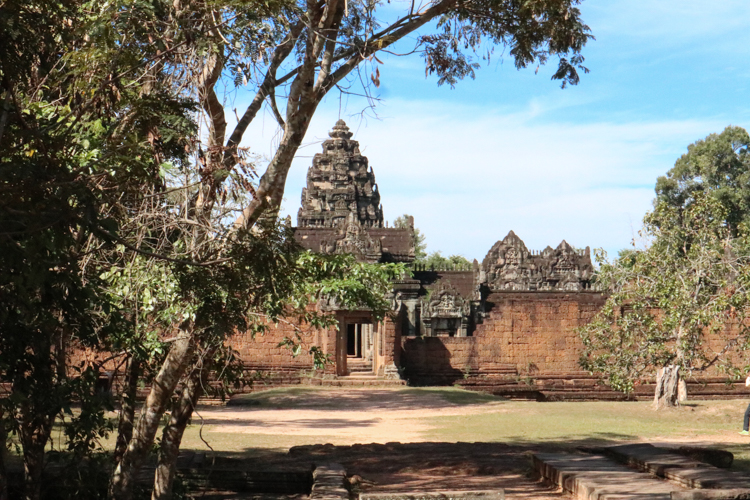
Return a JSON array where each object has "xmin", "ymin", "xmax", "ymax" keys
[
  {"xmin": 193, "ymin": 417, "xmax": 382, "ymax": 429},
  {"xmin": 227, "ymin": 387, "xmax": 503, "ymax": 410}
]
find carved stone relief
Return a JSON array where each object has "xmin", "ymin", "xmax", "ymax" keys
[
  {"xmin": 420, "ymin": 283, "xmax": 471, "ymax": 337},
  {"xmin": 481, "ymin": 231, "xmax": 594, "ymax": 292},
  {"xmin": 319, "ymin": 213, "xmax": 383, "ymax": 263}
]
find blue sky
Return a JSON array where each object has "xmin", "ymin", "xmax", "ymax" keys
[{"xmin": 242, "ymin": 0, "xmax": 750, "ymax": 262}]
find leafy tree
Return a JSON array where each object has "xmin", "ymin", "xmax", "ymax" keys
[
  {"xmin": 579, "ymin": 194, "xmax": 750, "ymax": 409},
  {"xmin": 0, "ymin": 0, "xmax": 198, "ymax": 498},
  {"xmin": 393, "ymin": 214, "xmax": 427, "ymax": 261},
  {"xmin": 192, "ymin": 0, "xmax": 593, "ymax": 230},
  {"xmin": 110, "ymin": 1, "xmax": 592, "ymax": 495},
  {"xmin": 392, "ymin": 215, "xmax": 473, "ymax": 267},
  {"xmin": 655, "ymin": 126, "xmax": 750, "ymax": 236},
  {"xmin": 423, "ymin": 251, "xmax": 473, "ymax": 269}
]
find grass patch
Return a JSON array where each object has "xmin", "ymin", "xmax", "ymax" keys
[
  {"xmin": 17, "ymin": 388, "xmax": 750, "ymax": 473},
  {"xmin": 399, "ymin": 387, "xmax": 504, "ymax": 406},
  {"xmin": 421, "ymin": 399, "xmax": 750, "ymax": 471},
  {"xmin": 425, "ymin": 400, "xmax": 744, "ymax": 444},
  {"xmin": 228, "ymin": 387, "xmax": 354, "ymax": 409}
]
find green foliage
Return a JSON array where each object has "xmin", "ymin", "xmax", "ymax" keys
[
  {"xmin": 1, "ymin": 0, "xmax": 593, "ymax": 495},
  {"xmin": 422, "ymin": 251, "xmax": 473, "ymax": 269},
  {"xmin": 655, "ymin": 126, "xmax": 750, "ymax": 236},
  {"xmin": 271, "ymin": 235, "xmax": 407, "ymax": 368},
  {"xmin": 0, "ymin": 0, "xmax": 198, "ymax": 495},
  {"xmin": 392, "ymin": 215, "xmax": 472, "ymax": 268},
  {"xmin": 579, "ymin": 194, "xmax": 750, "ymax": 394},
  {"xmin": 427, "ymin": 0, "xmax": 592, "ymax": 88}
]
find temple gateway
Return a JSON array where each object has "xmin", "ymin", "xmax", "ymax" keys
[{"xmin": 231, "ymin": 120, "xmax": 737, "ymax": 399}]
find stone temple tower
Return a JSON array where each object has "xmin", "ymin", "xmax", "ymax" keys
[{"xmin": 297, "ymin": 120, "xmax": 384, "ymax": 228}]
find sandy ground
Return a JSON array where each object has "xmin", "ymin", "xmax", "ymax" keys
[{"xmin": 201, "ymin": 389, "xmax": 503, "ymax": 442}]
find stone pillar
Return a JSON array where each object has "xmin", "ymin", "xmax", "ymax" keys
[
  {"xmin": 458, "ymin": 317, "xmax": 469, "ymax": 337},
  {"xmin": 336, "ymin": 316, "xmax": 348, "ymax": 376},
  {"xmin": 363, "ymin": 324, "xmax": 373, "ymax": 362},
  {"xmin": 405, "ymin": 299, "xmax": 418, "ymax": 336},
  {"xmin": 423, "ymin": 317, "xmax": 433, "ymax": 337}
]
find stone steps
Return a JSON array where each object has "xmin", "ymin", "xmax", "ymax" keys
[
  {"xmin": 348, "ymin": 366, "xmax": 374, "ymax": 374},
  {"xmin": 312, "ymin": 378, "xmax": 407, "ymax": 387},
  {"xmin": 533, "ymin": 452, "xmax": 683, "ymax": 499},
  {"xmin": 600, "ymin": 444, "xmax": 750, "ymax": 491},
  {"xmin": 533, "ymin": 444, "xmax": 750, "ymax": 500}
]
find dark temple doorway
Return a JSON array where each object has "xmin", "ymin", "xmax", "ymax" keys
[{"xmin": 347, "ymin": 323, "xmax": 363, "ymax": 357}]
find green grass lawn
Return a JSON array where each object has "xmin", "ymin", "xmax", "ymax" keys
[{"xmin": 426, "ymin": 399, "xmax": 744, "ymax": 444}]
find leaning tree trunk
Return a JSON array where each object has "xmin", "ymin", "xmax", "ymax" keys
[
  {"xmin": 17, "ymin": 406, "xmax": 52, "ymax": 500},
  {"xmin": 114, "ymin": 357, "xmax": 141, "ymax": 465},
  {"xmin": 151, "ymin": 365, "xmax": 207, "ymax": 500},
  {"xmin": 234, "ymin": 94, "xmax": 320, "ymax": 231},
  {"xmin": 654, "ymin": 365, "xmax": 682, "ymax": 409},
  {"xmin": 110, "ymin": 335, "xmax": 195, "ymax": 500}
]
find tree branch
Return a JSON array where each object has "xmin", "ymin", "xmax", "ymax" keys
[
  {"xmin": 322, "ymin": 0, "xmax": 455, "ymax": 93},
  {"xmin": 221, "ymin": 19, "xmax": 305, "ymax": 171}
]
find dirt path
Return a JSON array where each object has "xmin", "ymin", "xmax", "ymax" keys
[{"xmin": 202, "ymin": 388, "xmax": 503, "ymax": 443}]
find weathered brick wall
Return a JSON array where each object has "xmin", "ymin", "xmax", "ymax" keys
[
  {"xmin": 401, "ymin": 337, "xmax": 477, "ymax": 381},
  {"xmin": 400, "ymin": 291, "xmax": 750, "ymax": 387},
  {"xmin": 474, "ymin": 291, "xmax": 607, "ymax": 374},
  {"xmin": 230, "ymin": 321, "xmax": 330, "ymax": 372},
  {"xmin": 401, "ymin": 292, "xmax": 607, "ymax": 379}
]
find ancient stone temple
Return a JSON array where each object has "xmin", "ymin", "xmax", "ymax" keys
[
  {"xmin": 229, "ymin": 120, "xmax": 746, "ymax": 400},
  {"xmin": 294, "ymin": 120, "xmax": 414, "ymax": 264},
  {"xmin": 297, "ymin": 119, "xmax": 384, "ymax": 229}
]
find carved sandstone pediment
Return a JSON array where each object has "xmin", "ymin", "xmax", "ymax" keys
[
  {"xmin": 319, "ymin": 213, "xmax": 382, "ymax": 263},
  {"xmin": 422, "ymin": 283, "xmax": 470, "ymax": 319},
  {"xmin": 481, "ymin": 231, "xmax": 594, "ymax": 292}
]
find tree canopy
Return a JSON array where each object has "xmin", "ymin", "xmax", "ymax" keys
[
  {"xmin": 655, "ymin": 126, "xmax": 750, "ymax": 235},
  {"xmin": 422, "ymin": 251, "xmax": 473, "ymax": 269},
  {"xmin": 580, "ymin": 131, "xmax": 750, "ymax": 408}
]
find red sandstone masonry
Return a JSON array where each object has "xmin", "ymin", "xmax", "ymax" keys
[
  {"xmin": 233, "ymin": 320, "xmax": 331, "ymax": 372},
  {"xmin": 400, "ymin": 291, "xmax": 750, "ymax": 396},
  {"xmin": 401, "ymin": 292, "xmax": 608, "ymax": 381},
  {"xmin": 473, "ymin": 292, "xmax": 607, "ymax": 374}
]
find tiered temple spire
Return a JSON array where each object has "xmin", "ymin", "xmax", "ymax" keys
[{"xmin": 297, "ymin": 120, "xmax": 384, "ymax": 228}]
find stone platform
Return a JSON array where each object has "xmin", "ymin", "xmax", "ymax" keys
[{"xmin": 533, "ymin": 444, "xmax": 750, "ymax": 500}]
